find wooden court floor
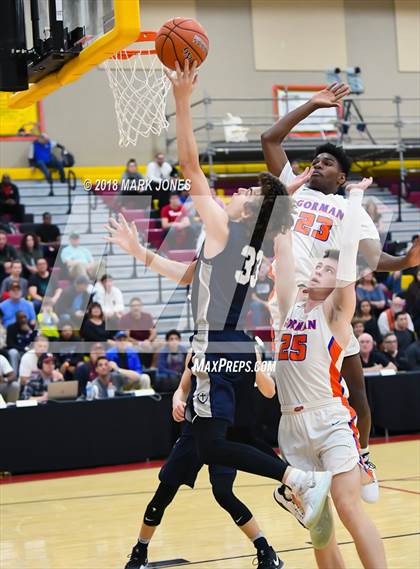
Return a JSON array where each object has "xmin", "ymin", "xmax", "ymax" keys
[{"xmin": 1, "ymin": 440, "xmax": 419, "ymax": 569}]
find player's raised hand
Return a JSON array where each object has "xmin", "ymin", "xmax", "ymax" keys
[
  {"xmin": 405, "ymin": 235, "xmax": 420, "ymax": 268},
  {"xmin": 165, "ymin": 59, "xmax": 198, "ymax": 100},
  {"xmin": 103, "ymin": 214, "xmax": 143, "ymax": 257},
  {"xmin": 346, "ymin": 177, "xmax": 373, "ymax": 193},
  {"xmin": 287, "ymin": 166, "xmax": 312, "ymax": 195},
  {"xmin": 310, "ymin": 83, "xmax": 350, "ymax": 108}
]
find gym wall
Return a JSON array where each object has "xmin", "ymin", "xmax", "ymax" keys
[{"xmin": 0, "ymin": 0, "xmax": 418, "ymax": 169}]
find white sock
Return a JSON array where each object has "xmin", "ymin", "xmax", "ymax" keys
[
  {"xmin": 283, "ymin": 467, "xmax": 307, "ymax": 491},
  {"xmin": 138, "ymin": 537, "xmax": 150, "ymax": 545}
]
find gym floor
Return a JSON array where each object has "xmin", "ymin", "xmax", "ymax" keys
[{"xmin": 1, "ymin": 439, "xmax": 419, "ymax": 569}]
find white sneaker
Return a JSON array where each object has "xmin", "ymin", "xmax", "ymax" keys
[
  {"xmin": 274, "ymin": 485, "xmax": 333, "ymax": 549},
  {"xmin": 273, "ymin": 484, "xmax": 305, "ymax": 527},
  {"xmin": 292, "ymin": 471, "xmax": 332, "ymax": 529},
  {"xmin": 361, "ymin": 456, "xmax": 379, "ymax": 503}
]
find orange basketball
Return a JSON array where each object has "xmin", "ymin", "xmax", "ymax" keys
[{"xmin": 155, "ymin": 17, "xmax": 209, "ymax": 70}]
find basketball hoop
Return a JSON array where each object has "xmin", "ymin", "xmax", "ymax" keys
[{"xmin": 103, "ymin": 32, "xmax": 170, "ymax": 147}]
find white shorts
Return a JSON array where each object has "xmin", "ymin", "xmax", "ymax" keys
[
  {"xmin": 344, "ymin": 329, "xmax": 360, "ymax": 358},
  {"xmin": 278, "ymin": 399, "xmax": 362, "ymax": 476}
]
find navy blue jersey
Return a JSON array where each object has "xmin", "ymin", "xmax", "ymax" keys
[{"xmin": 191, "ymin": 220, "xmax": 264, "ymax": 331}]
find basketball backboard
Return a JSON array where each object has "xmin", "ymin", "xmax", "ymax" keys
[{"xmin": 4, "ymin": 0, "xmax": 141, "ymax": 109}]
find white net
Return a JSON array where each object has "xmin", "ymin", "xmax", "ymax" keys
[{"xmin": 103, "ymin": 49, "xmax": 171, "ymax": 147}]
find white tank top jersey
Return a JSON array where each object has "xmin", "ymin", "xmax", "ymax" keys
[
  {"xmin": 268, "ymin": 161, "xmax": 380, "ymax": 332},
  {"xmin": 275, "ymin": 301, "xmax": 348, "ymax": 406}
]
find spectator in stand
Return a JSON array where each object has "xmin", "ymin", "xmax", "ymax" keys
[
  {"xmin": 21, "ymin": 352, "xmax": 64, "ymax": 401},
  {"xmin": 385, "ymin": 271, "xmax": 403, "ymax": 297},
  {"xmin": 19, "ymin": 335, "xmax": 49, "ymax": 385},
  {"xmin": 28, "ymin": 133, "xmax": 66, "ymax": 184},
  {"xmin": 61, "ymin": 232, "xmax": 97, "ymax": 279},
  {"xmin": 250, "ymin": 261, "xmax": 273, "ymax": 327},
  {"xmin": 106, "ymin": 331, "xmax": 151, "ymax": 388},
  {"xmin": 0, "ymin": 174, "xmax": 24, "ymax": 222},
  {"xmin": 93, "ymin": 274, "xmax": 124, "ymax": 326},
  {"xmin": 146, "ymin": 152, "xmax": 172, "ymax": 183},
  {"xmin": 0, "ymin": 309, "xmax": 9, "ymax": 362},
  {"xmin": 378, "ymin": 295, "xmax": 414, "ymax": 337},
  {"xmin": 28, "ymin": 257, "xmax": 62, "ymax": 312},
  {"xmin": 56, "ymin": 275, "xmax": 91, "ymax": 326},
  {"xmin": 74, "ymin": 342, "xmax": 105, "ymax": 396},
  {"xmin": 0, "ymin": 282, "xmax": 36, "ymax": 328},
  {"xmin": 0, "ymin": 353, "xmax": 19, "ymax": 402},
  {"xmin": 356, "ymin": 299, "xmax": 382, "ymax": 344},
  {"xmin": 406, "ymin": 326, "xmax": 420, "ymax": 371},
  {"xmin": 404, "ymin": 268, "xmax": 420, "ymax": 330},
  {"xmin": 351, "ymin": 317, "xmax": 365, "ymax": 339},
  {"xmin": 393, "ymin": 311, "xmax": 416, "ymax": 356},
  {"xmin": 1, "ymin": 260, "xmax": 28, "ymax": 299},
  {"xmin": 6, "ymin": 311, "xmax": 37, "ymax": 372},
  {"xmin": 91, "ymin": 356, "xmax": 144, "ymax": 399},
  {"xmin": 35, "ymin": 212, "xmax": 61, "ymax": 266},
  {"xmin": 404, "ymin": 235, "xmax": 419, "ymax": 276},
  {"xmin": 161, "ymin": 194, "xmax": 192, "ymax": 249},
  {"xmin": 55, "ymin": 323, "xmax": 82, "ymax": 381},
  {"xmin": 358, "ymin": 332, "xmax": 396, "ymax": 374},
  {"xmin": 80, "ymin": 302, "xmax": 112, "ymax": 343},
  {"xmin": 356, "ymin": 269, "xmax": 387, "ymax": 313},
  {"xmin": 19, "ymin": 233, "xmax": 44, "ymax": 278},
  {"xmin": 119, "ymin": 297, "xmax": 162, "ymax": 367},
  {"xmin": 156, "ymin": 329, "xmax": 187, "ymax": 392},
  {"xmin": 36, "ymin": 297, "xmax": 60, "ymax": 338},
  {"xmin": 0, "ymin": 230, "xmax": 18, "ymax": 280},
  {"xmin": 381, "ymin": 332, "xmax": 409, "ymax": 371},
  {"xmin": 119, "ymin": 159, "xmax": 146, "ymax": 209}
]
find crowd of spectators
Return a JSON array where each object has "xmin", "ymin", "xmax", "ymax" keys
[{"xmin": 0, "ymin": 159, "xmax": 419, "ymax": 408}]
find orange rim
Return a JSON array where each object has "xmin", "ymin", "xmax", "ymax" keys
[{"xmin": 111, "ymin": 31, "xmax": 157, "ymax": 59}]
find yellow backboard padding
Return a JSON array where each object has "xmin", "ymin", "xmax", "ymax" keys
[{"xmin": 8, "ymin": 0, "xmax": 141, "ymax": 109}]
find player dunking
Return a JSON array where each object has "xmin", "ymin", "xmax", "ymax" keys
[
  {"xmin": 124, "ymin": 350, "xmax": 283, "ymax": 569},
  {"xmin": 107, "ymin": 59, "xmax": 332, "ymax": 559},
  {"xmin": 271, "ymin": 178, "xmax": 387, "ymax": 568},
  {"xmin": 261, "ymin": 84, "xmax": 420, "ymax": 479}
]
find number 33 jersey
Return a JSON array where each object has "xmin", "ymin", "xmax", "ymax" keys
[
  {"xmin": 275, "ymin": 301, "xmax": 348, "ymax": 406},
  {"xmin": 191, "ymin": 220, "xmax": 263, "ymax": 331}
]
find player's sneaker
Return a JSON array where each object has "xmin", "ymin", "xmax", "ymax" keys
[
  {"xmin": 274, "ymin": 485, "xmax": 333, "ymax": 549},
  {"xmin": 124, "ymin": 543, "xmax": 148, "ymax": 569},
  {"xmin": 273, "ymin": 484, "xmax": 305, "ymax": 527},
  {"xmin": 255, "ymin": 546, "xmax": 284, "ymax": 568},
  {"xmin": 292, "ymin": 471, "xmax": 332, "ymax": 529},
  {"xmin": 361, "ymin": 454, "xmax": 379, "ymax": 503}
]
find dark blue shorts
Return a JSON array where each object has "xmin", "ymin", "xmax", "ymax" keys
[
  {"xmin": 159, "ymin": 422, "xmax": 235, "ymax": 488},
  {"xmin": 188, "ymin": 330, "xmax": 256, "ymax": 424}
]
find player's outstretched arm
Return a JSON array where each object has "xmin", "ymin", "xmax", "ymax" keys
[
  {"xmin": 359, "ymin": 236, "xmax": 420, "ymax": 273},
  {"xmin": 104, "ymin": 215, "xmax": 196, "ymax": 285},
  {"xmin": 254, "ymin": 346, "xmax": 276, "ymax": 398},
  {"xmin": 326, "ymin": 178, "xmax": 373, "ymax": 345},
  {"xmin": 166, "ymin": 60, "xmax": 229, "ymax": 245},
  {"xmin": 273, "ymin": 230, "xmax": 299, "ymax": 326},
  {"xmin": 261, "ymin": 83, "xmax": 350, "ymax": 177},
  {"xmin": 173, "ymin": 352, "xmax": 192, "ymax": 422}
]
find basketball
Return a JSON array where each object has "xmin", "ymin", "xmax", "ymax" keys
[{"xmin": 155, "ymin": 17, "xmax": 209, "ymax": 70}]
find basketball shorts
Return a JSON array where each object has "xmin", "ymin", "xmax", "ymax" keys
[
  {"xmin": 188, "ymin": 330, "xmax": 256, "ymax": 424},
  {"xmin": 278, "ymin": 399, "xmax": 364, "ymax": 476},
  {"xmin": 344, "ymin": 328, "xmax": 360, "ymax": 358},
  {"xmin": 159, "ymin": 422, "xmax": 235, "ymax": 488}
]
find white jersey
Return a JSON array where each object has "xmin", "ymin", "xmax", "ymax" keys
[
  {"xmin": 275, "ymin": 301, "xmax": 348, "ymax": 406},
  {"xmin": 268, "ymin": 161, "xmax": 380, "ymax": 332}
]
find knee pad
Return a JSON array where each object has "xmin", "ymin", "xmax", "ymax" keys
[{"xmin": 143, "ymin": 483, "xmax": 178, "ymax": 526}]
